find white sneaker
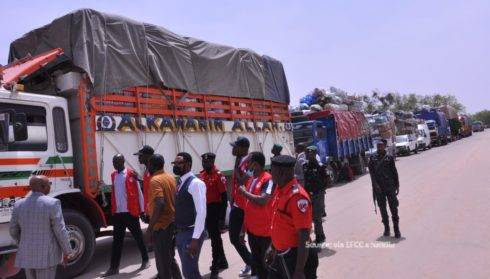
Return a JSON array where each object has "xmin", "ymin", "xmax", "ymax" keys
[{"xmin": 239, "ymin": 265, "xmax": 251, "ymax": 277}]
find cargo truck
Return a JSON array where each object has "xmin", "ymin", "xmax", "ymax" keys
[
  {"xmin": 292, "ymin": 109, "xmax": 371, "ymax": 182},
  {"xmin": 0, "ymin": 9, "xmax": 293, "ymax": 278},
  {"xmin": 414, "ymin": 108, "xmax": 450, "ymax": 146}
]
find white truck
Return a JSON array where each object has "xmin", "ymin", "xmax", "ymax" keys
[
  {"xmin": 417, "ymin": 122, "xmax": 432, "ymax": 150},
  {"xmin": 0, "ymin": 48, "xmax": 293, "ymax": 278}
]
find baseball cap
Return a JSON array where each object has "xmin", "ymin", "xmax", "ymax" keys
[
  {"xmin": 133, "ymin": 145, "xmax": 155, "ymax": 156},
  {"xmin": 230, "ymin": 136, "xmax": 250, "ymax": 148}
]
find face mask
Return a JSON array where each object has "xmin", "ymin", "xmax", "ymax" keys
[
  {"xmin": 246, "ymin": 169, "xmax": 254, "ymax": 177},
  {"xmin": 173, "ymin": 166, "xmax": 184, "ymax": 176}
]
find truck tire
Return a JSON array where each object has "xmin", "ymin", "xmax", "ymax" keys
[
  {"xmin": 414, "ymin": 146, "xmax": 418, "ymax": 154},
  {"xmin": 56, "ymin": 209, "xmax": 96, "ymax": 279}
]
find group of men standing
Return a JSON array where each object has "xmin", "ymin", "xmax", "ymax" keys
[
  {"xmin": 102, "ymin": 136, "xmax": 321, "ymax": 279},
  {"xmin": 8, "ymin": 135, "xmax": 401, "ymax": 279}
]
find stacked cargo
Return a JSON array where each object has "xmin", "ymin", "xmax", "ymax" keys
[
  {"xmin": 395, "ymin": 111, "xmax": 419, "ymax": 135},
  {"xmin": 297, "ymin": 88, "xmax": 364, "ymax": 113},
  {"xmin": 439, "ymin": 105, "xmax": 461, "ymax": 139}
]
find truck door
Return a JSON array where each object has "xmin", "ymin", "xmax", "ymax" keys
[
  {"xmin": 0, "ymin": 102, "xmax": 52, "ymax": 223},
  {"xmin": 50, "ymin": 106, "xmax": 73, "ymax": 192},
  {"xmin": 313, "ymin": 121, "xmax": 328, "ymax": 164}
]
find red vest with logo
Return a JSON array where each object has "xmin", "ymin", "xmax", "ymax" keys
[
  {"xmin": 244, "ymin": 171, "xmax": 275, "ymax": 237},
  {"xmin": 111, "ymin": 168, "xmax": 141, "ymax": 217}
]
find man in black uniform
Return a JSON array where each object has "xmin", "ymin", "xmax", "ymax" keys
[
  {"xmin": 302, "ymin": 146, "xmax": 327, "ymax": 244},
  {"xmin": 368, "ymin": 140, "xmax": 401, "ymax": 238}
]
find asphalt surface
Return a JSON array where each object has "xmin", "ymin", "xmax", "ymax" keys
[{"xmin": 76, "ymin": 130, "xmax": 490, "ymax": 279}]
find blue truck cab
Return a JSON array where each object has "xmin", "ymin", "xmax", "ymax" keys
[
  {"xmin": 292, "ymin": 110, "xmax": 372, "ymax": 178},
  {"xmin": 414, "ymin": 108, "xmax": 449, "ymax": 145}
]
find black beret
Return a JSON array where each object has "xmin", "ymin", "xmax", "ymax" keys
[
  {"xmin": 271, "ymin": 155, "xmax": 296, "ymax": 167},
  {"xmin": 201, "ymin": 152, "xmax": 216, "ymax": 160}
]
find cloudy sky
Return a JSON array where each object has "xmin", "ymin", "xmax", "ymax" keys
[{"xmin": 1, "ymin": 0, "xmax": 488, "ymax": 112}]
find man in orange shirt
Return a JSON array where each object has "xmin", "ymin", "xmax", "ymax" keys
[{"xmin": 144, "ymin": 154, "xmax": 182, "ymax": 279}]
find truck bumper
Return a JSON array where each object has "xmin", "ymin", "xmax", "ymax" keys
[{"xmin": 0, "ymin": 222, "xmax": 17, "ymax": 255}]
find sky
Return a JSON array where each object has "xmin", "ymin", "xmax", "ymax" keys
[{"xmin": 1, "ymin": 0, "xmax": 489, "ymax": 113}]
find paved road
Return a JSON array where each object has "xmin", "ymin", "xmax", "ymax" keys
[{"xmin": 77, "ymin": 131, "xmax": 490, "ymax": 279}]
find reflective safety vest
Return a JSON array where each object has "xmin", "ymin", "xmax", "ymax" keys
[
  {"xmin": 244, "ymin": 171, "xmax": 275, "ymax": 237},
  {"xmin": 111, "ymin": 168, "xmax": 142, "ymax": 217}
]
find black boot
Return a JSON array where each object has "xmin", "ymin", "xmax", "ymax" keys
[
  {"xmin": 383, "ymin": 222, "xmax": 390, "ymax": 237},
  {"xmin": 393, "ymin": 221, "xmax": 401, "ymax": 238}
]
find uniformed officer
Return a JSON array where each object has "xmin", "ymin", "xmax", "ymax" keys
[
  {"xmin": 266, "ymin": 155, "xmax": 318, "ymax": 279},
  {"xmin": 368, "ymin": 140, "xmax": 401, "ymax": 238},
  {"xmin": 303, "ymin": 146, "xmax": 327, "ymax": 244},
  {"xmin": 200, "ymin": 153, "xmax": 229, "ymax": 277}
]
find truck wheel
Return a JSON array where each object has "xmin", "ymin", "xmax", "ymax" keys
[
  {"xmin": 414, "ymin": 146, "xmax": 418, "ymax": 154},
  {"xmin": 56, "ymin": 209, "xmax": 96, "ymax": 279}
]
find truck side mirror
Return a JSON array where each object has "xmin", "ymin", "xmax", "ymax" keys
[
  {"xmin": 0, "ymin": 113, "xmax": 9, "ymax": 150},
  {"xmin": 14, "ymin": 113, "xmax": 28, "ymax": 141}
]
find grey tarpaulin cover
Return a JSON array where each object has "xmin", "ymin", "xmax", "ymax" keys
[{"xmin": 8, "ymin": 9, "xmax": 290, "ymax": 103}]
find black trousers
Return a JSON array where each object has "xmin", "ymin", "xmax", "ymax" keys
[
  {"xmin": 229, "ymin": 206, "xmax": 253, "ymax": 267},
  {"xmin": 376, "ymin": 189, "xmax": 399, "ymax": 224},
  {"xmin": 153, "ymin": 223, "xmax": 182, "ymax": 279},
  {"xmin": 248, "ymin": 232, "xmax": 271, "ymax": 279},
  {"xmin": 206, "ymin": 202, "xmax": 228, "ymax": 268},
  {"xmin": 268, "ymin": 248, "xmax": 318, "ymax": 279},
  {"xmin": 110, "ymin": 213, "xmax": 149, "ymax": 269}
]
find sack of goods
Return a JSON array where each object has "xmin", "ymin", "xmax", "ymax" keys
[{"xmin": 380, "ymin": 129, "xmax": 393, "ymax": 138}]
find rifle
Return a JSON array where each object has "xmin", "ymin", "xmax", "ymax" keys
[{"xmin": 372, "ymin": 185, "xmax": 378, "ymax": 214}]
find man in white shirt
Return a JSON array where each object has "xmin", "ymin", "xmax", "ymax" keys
[
  {"xmin": 172, "ymin": 152, "xmax": 207, "ymax": 279},
  {"xmin": 103, "ymin": 154, "xmax": 149, "ymax": 277}
]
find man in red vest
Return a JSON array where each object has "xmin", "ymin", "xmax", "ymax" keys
[
  {"xmin": 229, "ymin": 136, "xmax": 254, "ymax": 277},
  {"xmin": 239, "ymin": 152, "xmax": 276, "ymax": 279},
  {"xmin": 134, "ymin": 145, "xmax": 154, "ymax": 221},
  {"xmin": 103, "ymin": 154, "xmax": 149, "ymax": 277}
]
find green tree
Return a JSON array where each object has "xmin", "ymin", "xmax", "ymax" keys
[
  {"xmin": 419, "ymin": 94, "xmax": 465, "ymax": 112},
  {"xmin": 473, "ymin": 110, "xmax": 490, "ymax": 125}
]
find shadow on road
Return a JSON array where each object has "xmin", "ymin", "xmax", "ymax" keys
[
  {"xmin": 317, "ymin": 247, "xmax": 337, "ymax": 259},
  {"xmin": 328, "ymin": 173, "xmax": 369, "ymax": 189},
  {"xmin": 375, "ymin": 235, "xmax": 406, "ymax": 244}
]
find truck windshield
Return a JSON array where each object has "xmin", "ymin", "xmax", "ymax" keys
[
  {"xmin": 293, "ymin": 122, "xmax": 313, "ymax": 146},
  {"xmin": 396, "ymin": 135, "xmax": 409, "ymax": 143}
]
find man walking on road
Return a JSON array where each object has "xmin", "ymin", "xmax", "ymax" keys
[
  {"xmin": 229, "ymin": 136, "xmax": 255, "ymax": 277},
  {"xmin": 103, "ymin": 154, "xmax": 149, "ymax": 277},
  {"xmin": 200, "ymin": 152, "xmax": 229, "ymax": 278},
  {"xmin": 9, "ymin": 175, "xmax": 73, "ymax": 279},
  {"xmin": 368, "ymin": 140, "xmax": 401, "ymax": 238},
  {"xmin": 303, "ymin": 146, "xmax": 327, "ymax": 244},
  {"xmin": 144, "ymin": 154, "xmax": 182, "ymax": 279},
  {"xmin": 134, "ymin": 145, "xmax": 155, "ymax": 221},
  {"xmin": 173, "ymin": 152, "xmax": 207, "ymax": 279}
]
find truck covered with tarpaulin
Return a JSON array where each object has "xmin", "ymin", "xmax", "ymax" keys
[
  {"xmin": 1, "ymin": 9, "xmax": 293, "ymax": 278},
  {"xmin": 292, "ymin": 109, "xmax": 371, "ymax": 180}
]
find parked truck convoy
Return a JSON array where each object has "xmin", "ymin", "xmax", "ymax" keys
[
  {"xmin": 0, "ymin": 10, "xmax": 293, "ymax": 278},
  {"xmin": 292, "ymin": 109, "xmax": 371, "ymax": 182}
]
